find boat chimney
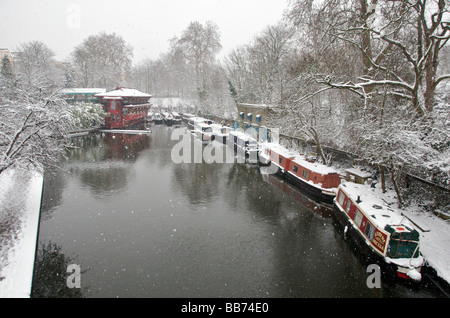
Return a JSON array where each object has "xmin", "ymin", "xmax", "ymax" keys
[{"xmin": 356, "ymin": 195, "xmax": 362, "ymax": 203}]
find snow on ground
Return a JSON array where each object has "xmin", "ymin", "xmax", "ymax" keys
[
  {"xmin": 0, "ymin": 169, "xmax": 43, "ymax": 298},
  {"xmin": 401, "ymin": 204, "xmax": 450, "ymax": 284}
]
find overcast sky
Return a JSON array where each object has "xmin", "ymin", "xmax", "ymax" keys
[{"xmin": 0, "ymin": 0, "xmax": 289, "ymax": 64}]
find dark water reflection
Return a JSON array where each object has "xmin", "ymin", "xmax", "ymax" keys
[{"xmin": 32, "ymin": 126, "xmax": 444, "ymax": 298}]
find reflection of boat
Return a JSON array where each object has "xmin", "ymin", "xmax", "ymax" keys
[
  {"xmin": 152, "ymin": 113, "xmax": 163, "ymax": 125},
  {"xmin": 211, "ymin": 124, "xmax": 232, "ymax": 144},
  {"xmin": 258, "ymin": 143, "xmax": 341, "ymax": 203},
  {"xmin": 263, "ymin": 173, "xmax": 333, "ymax": 218},
  {"xmin": 333, "ymin": 182, "xmax": 424, "ymax": 281}
]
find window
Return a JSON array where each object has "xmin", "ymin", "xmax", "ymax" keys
[
  {"xmin": 279, "ymin": 157, "xmax": 283, "ymax": 164},
  {"xmin": 337, "ymin": 191, "xmax": 345, "ymax": 206},
  {"xmin": 345, "ymin": 200, "xmax": 351, "ymax": 213},
  {"xmin": 293, "ymin": 165, "xmax": 299, "ymax": 173},
  {"xmin": 110, "ymin": 101, "xmax": 116, "ymax": 110},
  {"xmin": 365, "ymin": 222, "xmax": 375, "ymax": 241},
  {"xmin": 111, "ymin": 115, "xmax": 116, "ymax": 122},
  {"xmin": 354, "ymin": 210, "xmax": 363, "ymax": 228},
  {"xmin": 302, "ymin": 170, "xmax": 309, "ymax": 179}
]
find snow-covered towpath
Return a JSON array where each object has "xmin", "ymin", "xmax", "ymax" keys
[{"xmin": 0, "ymin": 169, "xmax": 43, "ymax": 298}]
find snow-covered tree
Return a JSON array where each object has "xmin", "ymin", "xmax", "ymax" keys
[
  {"xmin": 224, "ymin": 23, "xmax": 295, "ymax": 105},
  {"xmin": 0, "ymin": 94, "xmax": 74, "ymax": 175},
  {"xmin": 169, "ymin": 21, "xmax": 223, "ymax": 112},
  {"xmin": 14, "ymin": 41, "xmax": 63, "ymax": 102},
  {"xmin": 71, "ymin": 32, "xmax": 133, "ymax": 88},
  {"xmin": 69, "ymin": 103, "xmax": 105, "ymax": 129}
]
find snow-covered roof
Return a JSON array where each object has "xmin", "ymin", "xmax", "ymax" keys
[
  {"xmin": 292, "ymin": 154, "xmax": 339, "ymax": 175},
  {"xmin": 339, "ymin": 182, "xmax": 415, "ymax": 230},
  {"xmin": 95, "ymin": 87, "xmax": 152, "ymax": 98},
  {"xmin": 60, "ymin": 88, "xmax": 107, "ymax": 95},
  {"xmin": 260, "ymin": 142, "xmax": 339, "ymax": 175},
  {"xmin": 346, "ymin": 168, "xmax": 372, "ymax": 178},
  {"xmin": 260, "ymin": 142, "xmax": 297, "ymax": 158}
]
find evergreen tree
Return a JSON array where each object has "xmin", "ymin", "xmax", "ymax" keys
[{"xmin": 0, "ymin": 54, "xmax": 16, "ymax": 101}]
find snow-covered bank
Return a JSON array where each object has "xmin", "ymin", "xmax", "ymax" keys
[
  {"xmin": 0, "ymin": 169, "xmax": 43, "ymax": 298},
  {"xmin": 401, "ymin": 205, "xmax": 450, "ymax": 284}
]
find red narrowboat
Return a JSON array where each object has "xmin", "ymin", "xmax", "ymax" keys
[
  {"xmin": 259, "ymin": 143, "xmax": 341, "ymax": 203},
  {"xmin": 334, "ymin": 182, "xmax": 424, "ymax": 281},
  {"xmin": 95, "ymin": 87, "xmax": 152, "ymax": 129}
]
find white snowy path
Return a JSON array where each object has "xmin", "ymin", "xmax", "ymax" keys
[
  {"xmin": 0, "ymin": 169, "xmax": 43, "ymax": 298},
  {"xmin": 401, "ymin": 207, "xmax": 450, "ymax": 284}
]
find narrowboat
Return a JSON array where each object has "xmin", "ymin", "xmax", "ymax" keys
[
  {"xmin": 236, "ymin": 133, "xmax": 259, "ymax": 163},
  {"xmin": 227, "ymin": 130, "xmax": 247, "ymax": 150},
  {"xmin": 188, "ymin": 116, "xmax": 212, "ymax": 131},
  {"xmin": 162, "ymin": 112, "xmax": 174, "ymax": 126},
  {"xmin": 211, "ymin": 124, "xmax": 232, "ymax": 144},
  {"xmin": 182, "ymin": 113, "xmax": 195, "ymax": 124},
  {"xmin": 194, "ymin": 122, "xmax": 214, "ymax": 142},
  {"xmin": 95, "ymin": 87, "xmax": 152, "ymax": 129},
  {"xmin": 152, "ymin": 113, "xmax": 163, "ymax": 125},
  {"xmin": 334, "ymin": 182, "xmax": 424, "ymax": 281},
  {"xmin": 259, "ymin": 143, "xmax": 341, "ymax": 203},
  {"xmin": 171, "ymin": 112, "xmax": 182, "ymax": 126}
]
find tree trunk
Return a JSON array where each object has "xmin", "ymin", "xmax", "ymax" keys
[
  {"xmin": 378, "ymin": 164, "xmax": 386, "ymax": 193},
  {"xmin": 389, "ymin": 160, "xmax": 403, "ymax": 207}
]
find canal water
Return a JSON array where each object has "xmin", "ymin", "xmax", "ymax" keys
[{"xmin": 31, "ymin": 125, "xmax": 445, "ymax": 298}]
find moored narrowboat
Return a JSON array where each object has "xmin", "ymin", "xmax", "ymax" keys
[
  {"xmin": 236, "ymin": 133, "xmax": 259, "ymax": 163},
  {"xmin": 227, "ymin": 130, "xmax": 246, "ymax": 150},
  {"xmin": 211, "ymin": 124, "xmax": 232, "ymax": 144},
  {"xmin": 152, "ymin": 113, "xmax": 163, "ymax": 125},
  {"xmin": 259, "ymin": 143, "xmax": 341, "ymax": 203},
  {"xmin": 188, "ymin": 116, "xmax": 212, "ymax": 131},
  {"xmin": 194, "ymin": 122, "xmax": 214, "ymax": 142},
  {"xmin": 334, "ymin": 182, "xmax": 424, "ymax": 281},
  {"xmin": 171, "ymin": 112, "xmax": 182, "ymax": 126},
  {"xmin": 162, "ymin": 112, "xmax": 174, "ymax": 126}
]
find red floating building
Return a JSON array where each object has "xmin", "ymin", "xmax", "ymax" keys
[{"xmin": 95, "ymin": 87, "xmax": 152, "ymax": 129}]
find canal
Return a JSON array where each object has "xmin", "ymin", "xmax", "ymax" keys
[{"xmin": 31, "ymin": 125, "xmax": 445, "ymax": 298}]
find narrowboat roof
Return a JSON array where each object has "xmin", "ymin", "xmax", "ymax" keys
[
  {"xmin": 292, "ymin": 154, "xmax": 339, "ymax": 175},
  {"xmin": 260, "ymin": 142, "xmax": 297, "ymax": 158},
  {"xmin": 339, "ymin": 182, "xmax": 416, "ymax": 231},
  {"xmin": 260, "ymin": 142, "xmax": 339, "ymax": 175},
  {"xmin": 229, "ymin": 130, "xmax": 247, "ymax": 136}
]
